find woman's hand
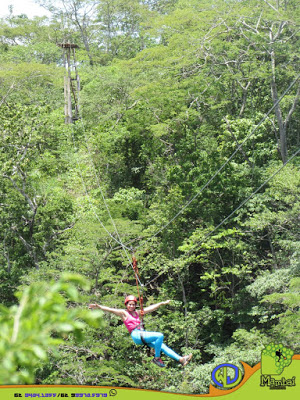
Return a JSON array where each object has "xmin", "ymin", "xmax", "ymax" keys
[
  {"xmin": 88, "ymin": 303, "xmax": 99, "ymax": 309},
  {"xmin": 163, "ymin": 300, "xmax": 171, "ymax": 305}
]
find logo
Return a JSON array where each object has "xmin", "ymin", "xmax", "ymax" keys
[
  {"xmin": 260, "ymin": 343, "xmax": 296, "ymax": 390},
  {"xmin": 211, "ymin": 363, "xmax": 243, "ymax": 389},
  {"xmin": 109, "ymin": 389, "xmax": 117, "ymax": 396}
]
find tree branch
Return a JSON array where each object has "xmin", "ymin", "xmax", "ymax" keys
[{"xmin": 224, "ymin": 117, "xmax": 253, "ymax": 168}]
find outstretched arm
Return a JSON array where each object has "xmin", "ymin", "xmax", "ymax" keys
[
  {"xmin": 89, "ymin": 303, "xmax": 126, "ymax": 319},
  {"xmin": 143, "ymin": 300, "xmax": 171, "ymax": 315}
]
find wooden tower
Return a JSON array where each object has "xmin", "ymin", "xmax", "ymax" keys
[{"xmin": 58, "ymin": 43, "xmax": 80, "ymax": 124}]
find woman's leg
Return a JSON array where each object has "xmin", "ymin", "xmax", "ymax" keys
[
  {"xmin": 131, "ymin": 330, "xmax": 164, "ymax": 358},
  {"xmin": 160, "ymin": 343, "xmax": 181, "ymax": 361},
  {"xmin": 136, "ymin": 331, "xmax": 181, "ymax": 361},
  {"xmin": 141, "ymin": 331, "xmax": 164, "ymax": 358},
  {"xmin": 146, "ymin": 342, "xmax": 181, "ymax": 361},
  {"xmin": 131, "ymin": 330, "xmax": 192, "ymax": 366}
]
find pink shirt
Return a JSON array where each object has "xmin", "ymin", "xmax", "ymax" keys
[{"xmin": 123, "ymin": 311, "xmax": 141, "ymax": 333}]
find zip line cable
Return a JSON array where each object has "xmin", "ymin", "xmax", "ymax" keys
[
  {"xmin": 59, "ymin": 32, "xmax": 126, "ymax": 251},
  {"xmin": 142, "ymin": 147, "xmax": 300, "ymax": 287},
  {"xmin": 70, "ymin": 117, "xmax": 144, "ymax": 287},
  {"xmin": 130, "ymin": 73, "xmax": 300, "ymax": 251},
  {"xmin": 69, "ymin": 128, "xmax": 127, "ymax": 249},
  {"xmin": 70, "ymin": 73, "xmax": 299, "ymax": 291},
  {"xmin": 182, "ymin": 146, "xmax": 300, "ymax": 257},
  {"xmin": 80, "ymin": 122, "xmax": 145, "ymax": 288},
  {"xmin": 63, "ymin": 43, "xmax": 132, "ymax": 257},
  {"xmin": 79, "ymin": 119, "xmax": 132, "ymax": 256}
]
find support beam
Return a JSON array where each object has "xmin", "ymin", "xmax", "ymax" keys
[{"xmin": 58, "ymin": 43, "xmax": 80, "ymax": 124}]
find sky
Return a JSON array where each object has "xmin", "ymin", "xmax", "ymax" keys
[{"xmin": 0, "ymin": 0, "xmax": 51, "ymax": 19}]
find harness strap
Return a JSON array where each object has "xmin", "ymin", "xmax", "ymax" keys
[
  {"xmin": 135, "ymin": 322, "xmax": 144, "ymax": 330},
  {"xmin": 140, "ymin": 331, "xmax": 151, "ymax": 357},
  {"xmin": 140, "ymin": 331, "xmax": 147, "ymax": 346}
]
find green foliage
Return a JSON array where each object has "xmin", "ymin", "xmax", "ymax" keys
[
  {"xmin": 0, "ymin": 102, "xmax": 75, "ymax": 289},
  {"xmin": 0, "ymin": 0, "xmax": 299, "ymax": 393},
  {"xmin": 0, "ymin": 273, "xmax": 104, "ymax": 384},
  {"xmin": 190, "ymin": 327, "xmax": 268, "ymax": 393},
  {"xmin": 263, "ymin": 278, "xmax": 300, "ymax": 351}
]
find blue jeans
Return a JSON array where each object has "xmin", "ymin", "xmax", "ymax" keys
[{"xmin": 131, "ymin": 329, "xmax": 181, "ymax": 361}]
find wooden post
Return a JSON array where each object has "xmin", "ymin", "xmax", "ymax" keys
[
  {"xmin": 73, "ymin": 47, "xmax": 80, "ymax": 121},
  {"xmin": 58, "ymin": 43, "xmax": 80, "ymax": 124}
]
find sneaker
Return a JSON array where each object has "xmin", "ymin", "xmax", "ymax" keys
[
  {"xmin": 152, "ymin": 357, "xmax": 165, "ymax": 368},
  {"xmin": 180, "ymin": 353, "xmax": 192, "ymax": 366}
]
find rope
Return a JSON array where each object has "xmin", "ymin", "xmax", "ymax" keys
[
  {"xmin": 79, "ymin": 120, "xmax": 132, "ymax": 258},
  {"xmin": 62, "ymin": 39, "xmax": 132, "ymax": 256},
  {"xmin": 71, "ymin": 117, "xmax": 145, "ymax": 288},
  {"xmin": 132, "ymin": 255, "xmax": 145, "ymax": 318},
  {"xmin": 77, "ymin": 119, "xmax": 145, "ymax": 287},
  {"xmin": 70, "ymin": 128, "xmax": 147, "ymax": 310},
  {"xmin": 69, "ymin": 128, "xmax": 128, "ymax": 248}
]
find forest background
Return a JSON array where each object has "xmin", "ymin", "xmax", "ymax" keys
[{"xmin": 0, "ymin": 0, "xmax": 299, "ymax": 393}]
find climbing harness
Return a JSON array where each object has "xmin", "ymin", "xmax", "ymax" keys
[{"xmin": 139, "ymin": 332, "xmax": 151, "ymax": 356}]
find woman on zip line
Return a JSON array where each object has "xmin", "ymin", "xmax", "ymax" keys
[{"xmin": 89, "ymin": 295, "xmax": 192, "ymax": 368}]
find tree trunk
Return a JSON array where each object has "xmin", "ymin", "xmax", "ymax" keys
[
  {"xmin": 178, "ymin": 273, "xmax": 189, "ymax": 348},
  {"xmin": 270, "ymin": 48, "xmax": 287, "ymax": 163}
]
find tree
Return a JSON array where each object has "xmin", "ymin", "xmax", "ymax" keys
[
  {"xmin": 37, "ymin": 0, "xmax": 99, "ymax": 65},
  {"xmin": 0, "ymin": 273, "xmax": 103, "ymax": 384},
  {"xmin": 0, "ymin": 103, "xmax": 74, "ymax": 271}
]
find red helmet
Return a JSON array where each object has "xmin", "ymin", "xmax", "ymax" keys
[{"xmin": 124, "ymin": 295, "xmax": 137, "ymax": 305}]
